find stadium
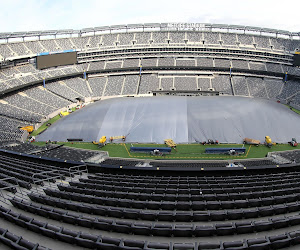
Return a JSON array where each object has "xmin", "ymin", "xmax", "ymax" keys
[{"xmin": 0, "ymin": 22, "xmax": 300, "ymax": 249}]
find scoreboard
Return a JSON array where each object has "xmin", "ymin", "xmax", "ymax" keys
[
  {"xmin": 36, "ymin": 50, "xmax": 77, "ymax": 70},
  {"xmin": 293, "ymin": 52, "xmax": 300, "ymax": 67}
]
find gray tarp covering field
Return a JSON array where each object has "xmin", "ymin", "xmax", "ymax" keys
[{"xmin": 37, "ymin": 96, "xmax": 300, "ymax": 144}]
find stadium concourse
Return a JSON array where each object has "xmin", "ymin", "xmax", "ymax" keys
[{"xmin": 0, "ymin": 23, "xmax": 300, "ymax": 249}]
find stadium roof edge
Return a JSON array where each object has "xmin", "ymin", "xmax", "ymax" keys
[{"xmin": 0, "ymin": 23, "xmax": 299, "ymax": 41}]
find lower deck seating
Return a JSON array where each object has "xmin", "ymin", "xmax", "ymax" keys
[
  {"xmin": 0, "ymin": 151, "xmax": 300, "ymax": 249},
  {"xmin": 0, "ymin": 226, "xmax": 48, "ymax": 250},
  {"xmin": 1, "ymin": 203, "xmax": 300, "ymax": 249},
  {"xmin": 274, "ymin": 150, "xmax": 300, "ymax": 163},
  {"xmin": 1, "ymin": 143, "xmax": 101, "ymax": 162}
]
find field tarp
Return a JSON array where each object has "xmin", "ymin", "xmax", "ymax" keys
[{"xmin": 36, "ymin": 96, "xmax": 300, "ymax": 144}]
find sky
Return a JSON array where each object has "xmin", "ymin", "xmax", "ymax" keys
[{"xmin": 0, "ymin": 0, "xmax": 299, "ymax": 33}]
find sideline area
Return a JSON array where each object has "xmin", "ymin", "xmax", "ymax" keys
[
  {"xmin": 31, "ymin": 141, "xmax": 298, "ymax": 160},
  {"xmin": 30, "ymin": 104, "xmax": 300, "ymax": 160},
  {"xmin": 31, "ymin": 107, "xmax": 77, "ymax": 137}
]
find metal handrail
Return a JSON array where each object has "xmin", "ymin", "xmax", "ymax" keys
[
  {"xmin": 31, "ymin": 170, "xmax": 64, "ymax": 191},
  {"xmin": 68, "ymin": 165, "xmax": 88, "ymax": 182},
  {"xmin": 0, "ymin": 177, "xmax": 23, "ymax": 204}
]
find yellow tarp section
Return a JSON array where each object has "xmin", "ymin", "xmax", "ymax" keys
[
  {"xmin": 20, "ymin": 126, "xmax": 34, "ymax": 133},
  {"xmin": 60, "ymin": 111, "xmax": 69, "ymax": 116},
  {"xmin": 164, "ymin": 139, "xmax": 176, "ymax": 147}
]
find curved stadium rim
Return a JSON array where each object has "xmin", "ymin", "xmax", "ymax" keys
[{"xmin": 0, "ymin": 22, "xmax": 299, "ymax": 41}]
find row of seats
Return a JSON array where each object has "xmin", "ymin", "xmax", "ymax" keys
[
  {"xmin": 9, "ymin": 197, "xmax": 300, "ymax": 238},
  {"xmin": 0, "ymin": 151, "xmax": 79, "ymax": 189},
  {"xmin": 0, "ymin": 154, "xmax": 70, "ymax": 177},
  {"xmin": 1, "ymin": 150, "xmax": 300, "ymax": 249},
  {"xmin": 276, "ymin": 150, "xmax": 300, "ymax": 163},
  {"xmin": 92, "ymin": 169, "xmax": 300, "ymax": 182},
  {"xmin": 0, "ymin": 131, "xmax": 26, "ymax": 143},
  {"xmin": 1, "ymin": 143, "xmax": 46, "ymax": 154},
  {"xmin": 1, "ymin": 31, "xmax": 297, "ymax": 57},
  {"xmin": 2, "ymin": 143, "xmax": 100, "ymax": 163},
  {"xmin": 59, "ymin": 182, "xmax": 300, "ymax": 203},
  {"xmin": 44, "ymin": 187, "xmax": 300, "ymax": 215},
  {"xmin": 77, "ymin": 176, "xmax": 300, "ymax": 192},
  {"xmin": 0, "ymin": 116, "xmax": 28, "ymax": 143},
  {"xmin": 3, "ymin": 93, "xmax": 56, "ymax": 116},
  {"xmin": 0, "ymin": 102, "xmax": 43, "ymax": 123},
  {"xmin": 0, "ymin": 151, "xmax": 80, "ymax": 171},
  {"xmin": 0, "ymin": 163, "xmax": 43, "ymax": 186},
  {"xmin": 71, "ymin": 177, "xmax": 299, "ymax": 193},
  {"xmin": 1, "ymin": 203, "xmax": 300, "ymax": 249},
  {"xmin": 28, "ymin": 192, "xmax": 300, "ymax": 222},
  {"xmin": 34, "ymin": 146, "xmax": 100, "ymax": 162},
  {"xmin": 0, "ymin": 179, "xmax": 17, "ymax": 193},
  {"xmin": 0, "ymin": 162, "xmax": 58, "ymax": 185},
  {"xmin": 0, "ymin": 161, "xmax": 63, "ymax": 180},
  {"xmin": 0, "ymin": 56, "xmax": 292, "ymax": 93},
  {"xmin": 0, "ymin": 227, "xmax": 48, "ymax": 250},
  {"xmin": 0, "ymin": 172, "xmax": 31, "ymax": 189}
]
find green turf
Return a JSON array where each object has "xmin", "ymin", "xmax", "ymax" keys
[
  {"xmin": 285, "ymin": 105, "xmax": 300, "ymax": 115},
  {"xmin": 118, "ymin": 143, "xmax": 298, "ymax": 160},
  {"xmin": 31, "ymin": 115, "xmax": 61, "ymax": 136},
  {"xmin": 31, "ymin": 107, "xmax": 77, "ymax": 136},
  {"xmin": 291, "ymin": 107, "xmax": 300, "ymax": 115},
  {"xmin": 31, "ymin": 141, "xmax": 299, "ymax": 160},
  {"xmin": 30, "ymin": 103, "xmax": 300, "ymax": 160}
]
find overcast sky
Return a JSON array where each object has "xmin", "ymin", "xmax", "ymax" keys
[{"xmin": 0, "ymin": 0, "xmax": 299, "ymax": 33}]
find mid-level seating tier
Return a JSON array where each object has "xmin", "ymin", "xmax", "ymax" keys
[{"xmin": 1, "ymin": 29, "xmax": 299, "ymax": 59}]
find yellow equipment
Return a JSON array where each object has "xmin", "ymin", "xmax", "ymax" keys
[
  {"xmin": 265, "ymin": 136, "xmax": 272, "ymax": 144},
  {"xmin": 93, "ymin": 136, "xmax": 107, "ymax": 145},
  {"xmin": 164, "ymin": 139, "xmax": 176, "ymax": 147},
  {"xmin": 164, "ymin": 139, "xmax": 177, "ymax": 151},
  {"xmin": 100, "ymin": 136, "xmax": 107, "ymax": 144},
  {"xmin": 60, "ymin": 111, "xmax": 69, "ymax": 117},
  {"xmin": 110, "ymin": 136, "xmax": 126, "ymax": 143},
  {"xmin": 265, "ymin": 136, "xmax": 276, "ymax": 148},
  {"xmin": 20, "ymin": 126, "xmax": 34, "ymax": 133}
]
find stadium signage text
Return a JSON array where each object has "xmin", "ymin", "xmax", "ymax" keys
[{"xmin": 167, "ymin": 23, "xmax": 206, "ymax": 30}]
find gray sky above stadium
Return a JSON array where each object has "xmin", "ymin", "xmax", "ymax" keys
[{"xmin": 0, "ymin": 0, "xmax": 298, "ymax": 33}]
